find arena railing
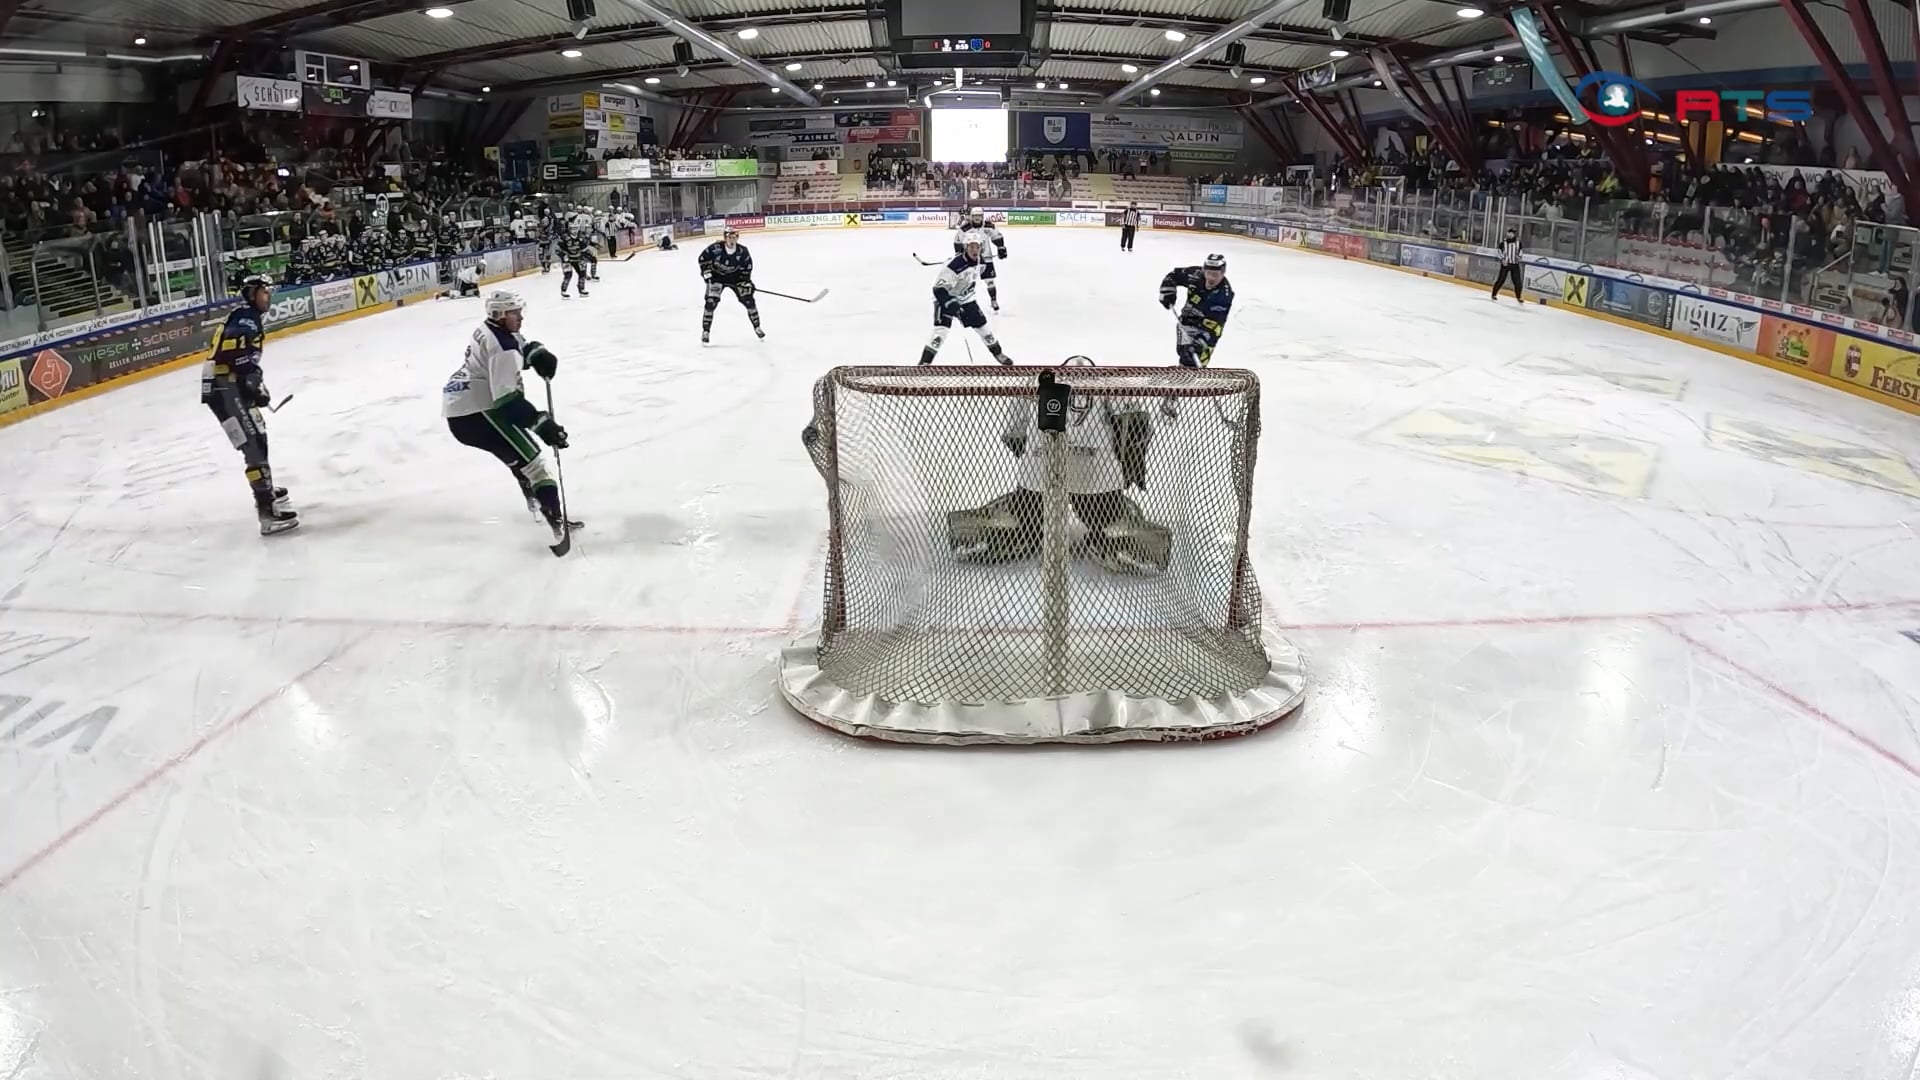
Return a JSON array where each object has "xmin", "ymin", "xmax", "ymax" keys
[{"xmin": 1203, "ymin": 185, "xmax": 1917, "ymax": 330}]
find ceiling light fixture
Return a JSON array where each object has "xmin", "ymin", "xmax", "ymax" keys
[
  {"xmin": 1164, "ymin": 29, "xmax": 1186, "ymax": 42},
  {"xmin": 1250, "ymin": 75, "xmax": 1266, "ymax": 85},
  {"xmin": 785, "ymin": 62, "xmax": 801, "ymax": 71},
  {"xmin": 1329, "ymin": 48, "xmax": 1348, "ymax": 58},
  {"xmin": 772, "ymin": 86, "xmax": 781, "ymax": 92},
  {"xmin": 1492, "ymin": 54, "xmax": 1504, "ymax": 62},
  {"xmin": 737, "ymin": 26, "xmax": 759, "ymax": 39},
  {"xmin": 1698, "ymin": 14, "xmax": 1711, "ymax": 22},
  {"xmin": 1372, "ymin": 79, "xmax": 1382, "ymax": 86},
  {"xmin": 1455, "ymin": 6, "xmax": 1484, "ymax": 16},
  {"xmin": 886, "ymin": 79, "xmax": 896, "ymax": 86},
  {"xmin": 645, "ymin": 76, "xmax": 661, "ymax": 84},
  {"xmin": 481, "ymin": 85, "xmax": 490, "ymax": 92},
  {"xmin": 1121, "ymin": 63, "xmax": 1138, "ymax": 73},
  {"xmin": 132, "ymin": 35, "xmax": 148, "ymax": 45},
  {"xmin": 1057, "ymin": 81, "xmax": 1067, "ymax": 89},
  {"xmin": 561, "ymin": 48, "xmax": 582, "ymax": 58},
  {"xmin": 866, "ymin": 80, "xmax": 875, "ymax": 87},
  {"xmin": 424, "ymin": 6, "xmax": 453, "ymax": 16},
  {"xmin": 1149, "ymin": 87, "xmax": 1161, "ymax": 96},
  {"xmin": 812, "ymin": 82, "xmax": 823, "ymax": 90}
]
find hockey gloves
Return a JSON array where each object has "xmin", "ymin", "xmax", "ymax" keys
[
  {"xmin": 238, "ymin": 367, "xmax": 272, "ymax": 409},
  {"xmin": 1159, "ymin": 288, "xmax": 1177, "ymax": 310},
  {"xmin": 523, "ymin": 341, "xmax": 559, "ymax": 382},
  {"xmin": 533, "ymin": 413, "xmax": 569, "ymax": 450},
  {"xmin": 995, "ymin": 243, "xmax": 1008, "ymax": 260},
  {"xmin": 939, "ymin": 296, "xmax": 965, "ymax": 319}
]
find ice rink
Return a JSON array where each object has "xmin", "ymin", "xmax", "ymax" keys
[{"xmin": 4, "ymin": 224, "xmax": 1920, "ymax": 1079}]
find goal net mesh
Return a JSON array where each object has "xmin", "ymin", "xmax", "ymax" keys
[{"xmin": 796, "ymin": 365, "xmax": 1270, "ymax": 707}]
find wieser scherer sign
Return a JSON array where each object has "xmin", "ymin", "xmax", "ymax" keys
[{"xmin": 1572, "ymin": 71, "xmax": 1812, "ymax": 126}]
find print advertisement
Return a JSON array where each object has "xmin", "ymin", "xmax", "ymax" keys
[
  {"xmin": 0, "ymin": 356, "xmax": 25, "ymax": 416},
  {"xmin": 1399, "ymin": 244, "xmax": 1456, "ymax": 276},
  {"xmin": 1005, "ymin": 210, "xmax": 1055, "ymax": 225},
  {"xmin": 605, "ymin": 158, "xmax": 653, "ymax": 180},
  {"xmin": 384, "ymin": 263, "xmax": 439, "ymax": 300},
  {"xmin": 713, "ymin": 159, "xmax": 759, "ymax": 178},
  {"xmin": 1055, "ymin": 211, "xmax": 1105, "ymax": 226},
  {"xmin": 26, "ymin": 346, "xmax": 82, "ymax": 402},
  {"xmin": 1200, "ymin": 184, "xmax": 1228, "ymax": 204},
  {"xmin": 1088, "ymin": 111, "xmax": 1242, "ymax": 152},
  {"xmin": 1832, "ymin": 333, "xmax": 1920, "ymax": 407},
  {"xmin": 260, "ymin": 285, "xmax": 315, "ymax": 331},
  {"xmin": 751, "ymin": 114, "xmax": 836, "ymax": 133},
  {"xmin": 843, "ymin": 126, "xmax": 919, "ymax": 144},
  {"xmin": 1671, "ymin": 296, "xmax": 1761, "ymax": 351},
  {"xmin": 1585, "ymin": 277, "xmax": 1671, "ymax": 329},
  {"xmin": 1335, "ymin": 233, "xmax": 1368, "ymax": 258},
  {"xmin": 68, "ymin": 311, "xmax": 213, "ymax": 383},
  {"xmin": 1757, "ymin": 314, "xmax": 1834, "ymax": 374},
  {"xmin": 510, "ymin": 245, "xmax": 539, "ymax": 274},
  {"xmin": 1367, "ymin": 237, "xmax": 1400, "ymax": 264},
  {"xmin": 836, "ymin": 110, "xmax": 918, "ymax": 128},
  {"xmin": 236, "ymin": 75, "xmax": 302, "ymax": 112},
  {"xmin": 1016, "ymin": 112, "xmax": 1092, "ymax": 151},
  {"xmin": 779, "ymin": 160, "xmax": 838, "ymax": 176},
  {"xmin": 311, "ymin": 279, "xmax": 356, "ymax": 320},
  {"xmin": 1460, "ymin": 252, "xmax": 1502, "ymax": 286}
]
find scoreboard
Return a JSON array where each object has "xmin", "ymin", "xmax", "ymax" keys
[{"xmin": 888, "ymin": 0, "xmax": 1032, "ymax": 68}]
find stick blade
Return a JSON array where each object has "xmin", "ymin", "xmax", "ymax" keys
[{"xmin": 809, "ymin": 288, "xmax": 831, "ymax": 303}]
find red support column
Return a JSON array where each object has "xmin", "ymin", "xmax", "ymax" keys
[
  {"xmin": 1399, "ymin": 55, "xmax": 1476, "ymax": 170},
  {"xmin": 1285, "ymin": 83, "xmax": 1366, "ymax": 163},
  {"xmin": 1337, "ymin": 91, "xmax": 1372, "ymax": 159},
  {"xmin": 1527, "ymin": 0, "xmax": 1648, "ymax": 194},
  {"xmin": 1237, "ymin": 105, "xmax": 1294, "ymax": 163},
  {"xmin": 679, "ymin": 88, "xmax": 737, "ymax": 151},
  {"xmin": 667, "ymin": 91, "xmax": 705, "ymax": 150},
  {"xmin": 1780, "ymin": 0, "xmax": 1918, "ymax": 214},
  {"xmin": 1843, "ymin": 0, "xmax": 1920, "ymax": 198},
  {"xmin": 190, "ymin": 39, "xmax": 238, "ymax": 120}
]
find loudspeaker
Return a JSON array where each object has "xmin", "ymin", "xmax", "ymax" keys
[
  {"xmin": 1322, "ymin": 0, "xmax": 1350, "ymax": 20},
  {"xmin": 566, "ymin": 0, "xmax": 596, "ymax": 18},
  {"xmin": 673, "ymin": 40, "xmax": 694, "ymax": 65},
  {"xmin": 1225, "ymin": 42, "xmax": 1246, "ymax": 66}
]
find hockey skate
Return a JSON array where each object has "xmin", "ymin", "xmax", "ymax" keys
[
  {"xmin": 702, "ymin": 331, "xmax": 711, "ymax": 345},
  {"xmin": 272, "ymin": 486, "xmax": 292, "ymax": 514},
  {"xmin": 258, "ymin": 506, "xmax": 299, "ymax": 536},
  {"xmin": 754, "ymin": 327, "xmax": 766, "ymax": 340}
]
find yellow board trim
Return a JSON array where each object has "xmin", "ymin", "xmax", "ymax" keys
[{"xmin": 0, "ymin": 264, "xmax": 544, "ymax": 429}]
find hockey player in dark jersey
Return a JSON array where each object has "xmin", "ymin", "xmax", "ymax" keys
[
  {"xmin": 538, "ymin": 214, "xmax": 556, "ymax": 274},
  {"xmin": 558, "ymin": 228, "xmax": 591, "ymax": 299},
  {"xmin": 202, "ymin": 275, "xmax": 297, "ymax": 535},
  {"xmin": 698, "ymin": 226, "xmax": 764, "ymax": 344},
  {"xmin": 1159, "ymin": 253, "xmax": 1235, "ymax": 367}
]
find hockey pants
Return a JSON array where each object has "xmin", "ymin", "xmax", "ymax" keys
[
  {"xmin": 704, "ymin": 280, "xmax": 761, "ymax": 333},
  {"xmin": 448, "ymin": 412, "xmax": 562, "ymax": 525},
  {"xmin": 208, "ymin": 390, "xmax": 276, "ymax": 511}
]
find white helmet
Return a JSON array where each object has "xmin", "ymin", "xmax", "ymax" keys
[{"xmin": 485, "ymin": 290, "xmax": 525, "ymax": 319}]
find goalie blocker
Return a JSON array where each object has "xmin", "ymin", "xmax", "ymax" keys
[{"xmin": 782, "ymin": 360, "xmax": 1308, "ymax": 746}]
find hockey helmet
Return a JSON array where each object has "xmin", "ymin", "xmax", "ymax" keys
[
  {"xmin": 1203, "ymin": 253, "xmax": 1227, "ymax": 271},
  {"xmin": 723, "ymin": 225, "xmax": 740, "ymax": 241},
  {"xmin": 485, "ymin": 290, "xmax": 526, "ymax": 320},
  {"xmin": 1061, "ymin": 355, "xmax": 1096, "ymax": 367}
]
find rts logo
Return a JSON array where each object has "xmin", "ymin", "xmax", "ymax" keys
[{"xmin": 1572, "ymin": 71, "xmax": 1812, "ymax": 127}]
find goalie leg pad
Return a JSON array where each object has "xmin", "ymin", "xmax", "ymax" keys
[
  {"xmin": 1075, "ymin": 491, "xmax": 1171, "ymax": 575},
  {"xmin": 946, "ymin": 488, "xmax": 1044, "ymax": 562}
]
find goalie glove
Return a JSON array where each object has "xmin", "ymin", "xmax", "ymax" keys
[{"xmin": 1002, "ymin": 431, "xmax": 1026, "ymax": 458}]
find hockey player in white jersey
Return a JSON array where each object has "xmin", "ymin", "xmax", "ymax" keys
[
  {"xmin": 442, "ymin": 290, "xmax": 581, "ymax": 552},
  {"xmin": 920, "ymin": 235, "xmax": 1011, "ymax": 365},
  {"xmin": 441, "ymin": 263, "xmax": 482, "ymax": 300},
  {"xmin": 952, "ymin": 208, "xmax": 1008, "ymax": 311},
  {"xmin": 944, "ymin": 355, "xmax": 1168, "ymax": 574}
]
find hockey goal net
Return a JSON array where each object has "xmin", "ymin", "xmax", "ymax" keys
[{"xmin": 780, "ymin": 365, "xmax": 1307, "ymax": 744}]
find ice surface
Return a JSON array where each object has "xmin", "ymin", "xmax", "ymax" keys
[{"xmin": 3, "ymin": 227, "xmax": 1920, "ymax": 1079}]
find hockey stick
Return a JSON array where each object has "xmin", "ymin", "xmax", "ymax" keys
[
  {"xmin": 269, "ymin": 394, "xmax": 294, "ymax": 413},
  {"xmin": 757, "ymin": 287, "xmax": 831, "ymax": 303},
  {"xmin": 911, "ymin": 253, "xmax": 945, "ymax": 266},
  {"xmin": 544, "ymin": 378, "xmax": 572, "ymax": 558}
]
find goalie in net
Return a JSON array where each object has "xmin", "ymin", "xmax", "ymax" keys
[
  {"xmin": 786, "ymin": 357, "xmax": 1307, "ymax": 744},
  {"xmin": 944, "ymin": 355, "xmax": 1170, "ymax": 575}
]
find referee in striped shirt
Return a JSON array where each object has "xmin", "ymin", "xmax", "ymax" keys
[{"xmin": 1492, "ymin": 227, "xmax": 1524, "ymax": 303}]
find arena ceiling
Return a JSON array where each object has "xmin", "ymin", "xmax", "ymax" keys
[{"xmin": 1, "ymin": 0, "xmax": 1698, "ymax": 103}]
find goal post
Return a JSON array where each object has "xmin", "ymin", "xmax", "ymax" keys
[{"xmin": 782, "ymin": 364, "xmax": 1307, "ymax": 745}]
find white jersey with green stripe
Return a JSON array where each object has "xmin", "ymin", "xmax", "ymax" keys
[{"xmin": 442, "ymin": 321, "xmax": 527, "ymax": 419}]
